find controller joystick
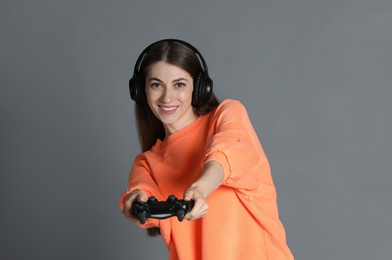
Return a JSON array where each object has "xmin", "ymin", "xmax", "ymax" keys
[
  {"xmin": 132, "ymin": 195, "xmax": 194, "ymax": 224},
  {"xmin": 148, "ymin": 197, "xmax": 158, "ymax": 204}
]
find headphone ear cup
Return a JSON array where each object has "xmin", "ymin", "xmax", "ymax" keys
[
  {"xmin": 192, "ymin": 73, "xmax": 202, "ymax": 106},
  {"xmin": 129, "ymin": 75, "xmax": 141, "ymax": 104},
  {"xmin": 204, "ymin": 76, "xmax": 213, "ymax": 101},
  {"xmin": 192, "ymin": 72, "xmax": 213, "ymax": 106}
]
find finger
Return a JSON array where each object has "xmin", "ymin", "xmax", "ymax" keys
[
  {"xmin": 137, "ymin": 191, "xmax": 148, "ymax": 202},
  {"xmin": 123, "ymin": 198, "xmax": 135, "ymax": 219},
  {"xmin": 184, "ymin": 188, "xmax": 206, "ymax": 201},
  {"xmin": 185, "ymin": 208, "xmax": 207, "ymax": 220},
  {"xmin": 123, "ymin": 190, "xmax": 145, "ymax": 219},
  {"xmin": 185, "ymin": 198, "xmax": 208, "ymax": 220},
  {"xmin": 184, "ymin": 191, "xmax": 192, "ymax": 201},
  {"xmin": 125, "ymin": 190, "xmax": 147, "ymax": 205},
  {"xmin": 184, "ymin": 190, "xmax": 199, "ymax": 201}
]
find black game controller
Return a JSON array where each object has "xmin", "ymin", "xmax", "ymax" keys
[{"xmin": 132, "ymin": 195, "xmax": 194, "ymax": 224}]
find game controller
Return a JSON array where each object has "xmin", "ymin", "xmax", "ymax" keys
[{"xmin": 132, "ymin": 195, "xmax": 194, "ymax": 224}]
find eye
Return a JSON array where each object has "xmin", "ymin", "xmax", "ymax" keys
[
  {"xmin": 175, "ymin": 82, "xmax": 185, "ymax": 88},
  {"xmin": 150, "ymin": 82, "xmax": 161, "ymax": 88}
]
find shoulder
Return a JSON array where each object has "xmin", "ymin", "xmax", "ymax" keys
[
  {"xmin": 212, "ymin": 99, "xmax": 247, "ymax": 117},
  {"xmin": 220, "ymin": 99, "xmax": 245, "ymax": 109},
  {"xmin": 205, "ymin": 99, "xmax": 250, "ymax": 128}
]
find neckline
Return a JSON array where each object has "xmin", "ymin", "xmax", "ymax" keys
[{"xmin": 152, "ymin": 114, "xmax": 207, "ymax": 151}]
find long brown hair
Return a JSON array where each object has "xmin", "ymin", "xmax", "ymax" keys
[{"xmin": 132, "ymin": 40, "xmax": 219, "ymax": 236}]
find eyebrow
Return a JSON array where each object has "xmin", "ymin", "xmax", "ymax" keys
[
  {"xmin": 148, "ymin": 77, "xmax": 188, "ymax": 82},
  {"xmin": 173, "ymin": 78, "xmax": 188, "ymax": 82}
]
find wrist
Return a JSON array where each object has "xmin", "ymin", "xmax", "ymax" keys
[{"xmin": 187, "ymin": 183, "xmax": 207, "ymax": 198}]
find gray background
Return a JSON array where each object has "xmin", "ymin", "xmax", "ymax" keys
[{"xmin": 1, "ymin": 0, "xmax": 391, "ymax": 259}]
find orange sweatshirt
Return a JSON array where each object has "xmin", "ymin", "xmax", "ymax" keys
[{"xmin": 120, "ymin": 99, "xmax": 294, "ymax": 260}]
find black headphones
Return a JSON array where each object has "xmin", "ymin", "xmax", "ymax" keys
[{"xmin": 129, "ymin": 39, "xmax": 213, "ymax": 106}]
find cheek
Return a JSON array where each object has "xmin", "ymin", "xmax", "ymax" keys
[
  {"xmin": 145, "ymin": 89, "xmax": 156, "ymax": 109},
  {"xmin": 145, "ymin": 87, "xmax": 156, "ymax": 101},
  {"xmin": 182, "ymin": 87, "xmax": 194, "ymax": 102}
]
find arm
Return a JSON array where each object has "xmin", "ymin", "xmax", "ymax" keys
[
  {"xmin": 184, "ymin": 100, "xmax": 268, "ymax": 220},
  {"xmin": 119, "ymin": 154, "xmax": 162, "ymax": 227},
  {"xmin": 204, "ymin": 100, "xmax": 269, "ymax": 190},
  {"xmin": 183, "ymin": 161, "xmax": 224, "ymax": 220}
]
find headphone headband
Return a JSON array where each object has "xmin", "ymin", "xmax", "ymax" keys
[{"xmin": 133, "ymin": 39, "xmax": 209, "ymax": 75}]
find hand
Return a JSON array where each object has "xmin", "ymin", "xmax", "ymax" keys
[
  {"xmin": 122, "ymin": 189, "xmax": 148, "ymax": 224},
  {"xmin": 183, "ymin": 186, "xmax": 208, "ymax": 221}
]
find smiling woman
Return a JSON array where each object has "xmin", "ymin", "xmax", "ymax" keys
[
  {"xmin": 128, "ymin": 39, "xmax": 219, "ymax": 152},
  {"xmin": 120, "ymin": 39, "xmax": 294, "ymax": 260}
]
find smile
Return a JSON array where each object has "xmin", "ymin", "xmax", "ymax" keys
[{"xmin": 159, "ymin": 105, "xmax": 178, "ymax": 113}]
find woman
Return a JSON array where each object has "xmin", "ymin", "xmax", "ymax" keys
[{"xmin": 120, "ymin": 39, "xmax": 294, "ymax": 260}]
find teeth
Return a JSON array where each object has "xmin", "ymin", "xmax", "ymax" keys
[{"xmin": 160, "ymin": 106, "xmax": 176, "ymax": 111}]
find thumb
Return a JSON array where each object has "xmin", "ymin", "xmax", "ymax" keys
[
  {"xmin": 137, "ymin": 191, "xmax": 148, "ymax": 202},
  {"xmin": 183, "ymin": 191, "xmax": 193, "ymax": 201}
]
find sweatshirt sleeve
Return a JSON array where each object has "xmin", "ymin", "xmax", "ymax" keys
[
  {"xmin": 119, "ymin": 154, "xmax": 162, "ymax": 228},
  {"xmin": 204, "ymin": 100, "xmax": 269, "ymax": 191}
]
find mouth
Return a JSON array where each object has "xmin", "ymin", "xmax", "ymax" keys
[{"xmin": 158, "ymin": 105, "xmax": 178, "ymax": 114}]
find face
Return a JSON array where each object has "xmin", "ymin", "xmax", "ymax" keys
[{"xmin": 145, "ymin": 61, "xmax": 198, "ymax": 136}]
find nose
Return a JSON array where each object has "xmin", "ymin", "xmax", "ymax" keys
[{"xmin": 161, "ymin": 86, "xmax": 174, "ymax": 103}]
